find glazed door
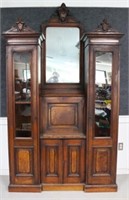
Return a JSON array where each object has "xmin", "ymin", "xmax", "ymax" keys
[
  {"xmin": 83, "ymin": 20, "xmax": 123, "ymax": 191},
  {"xmin": 7, "ymin": 46, "xmax": 40, "ymax": 186}
]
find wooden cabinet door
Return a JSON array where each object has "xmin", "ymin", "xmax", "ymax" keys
[
  {"xmin": 41, "ymin": 139, "xmax": 63, "ymax": 183},
  {"xmin": 63, "ymin": 139, "xmax": 85, "ymax": 183},
  {"xmin": 41, "ymin": 139, "xmax": 85, "ymax": 184}
]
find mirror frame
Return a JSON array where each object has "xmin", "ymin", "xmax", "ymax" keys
[{"xmin": 41, "ymin": 3, "xmax": 85, "ymax": 93}]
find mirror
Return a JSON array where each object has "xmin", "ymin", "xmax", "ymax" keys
[
  {"xmin": 46, "ymin": 27, "xmax": 80, "ymax": 83},
  {"xmin": 95, "ymin": 52, "xmax": 112, "ymax": 137}
]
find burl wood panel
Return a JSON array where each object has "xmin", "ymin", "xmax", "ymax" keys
[
  {"xmin": 42, "ymin": 97, "xmax": 85, "ymax": 136},
  {"xmin": 64, "ymin": 139, "xmax": 85, "ymax": 183},
  {"xmin": 15, "ymin": 148, "xmax": 33, "ymax": 175},
  {"xmin": 49, "ymin": 104, "xmax": 77, "ymax": 126},
  {"xmin": 92, "ymin": 147, "xmax": 111, "ymax": 175},
  {"xmin": 41, "ymin": 140, "xmax": 63, "ymax": 183}
]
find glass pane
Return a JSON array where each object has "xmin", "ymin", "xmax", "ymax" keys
[
  {"xmin": 14, "ymin": 52, "xmax": 31, "ymax": 102},
  {"xmin": 13, "ymin": 52, "xmax": 32, "ymax": 137},
  {"xmin": 46, "ymin": 27, "xmax": 80, "ymax": 83},
  {"xmin": 95, "ymin": 52, "xmax": 112, "ymax": 137},
  {"xmin": 15, "ymin": 104, "xmax": 31, "ymax": 137}
]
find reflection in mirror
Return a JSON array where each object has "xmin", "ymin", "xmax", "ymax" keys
[
  {"xmin": 46, "ymin": 27, "xmax": 80, "ymax": 83},
  {"xmin": 14, "ymin": 52, "xmax": 31, "ymax": 101},
  {"xmin": 95, "ymin": 52, "xmax": 112, "ymax": 137}
]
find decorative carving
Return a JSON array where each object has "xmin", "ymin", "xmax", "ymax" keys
[
  {"xmin": 41, "ymin": 3, "xmax": 84, "ymax": 36},
  {"xmin": 6, "ymin": 18, "xmax": 36, "ymax": 33},
  {"xmin": 16, "ymin": 18, "xmax": 25, "ymax": 31},
  {"xmin": 57, "ymin": 3, "xmax": 69, "ymax": 22},
  {"xmin": 96, "ymin": 19, "xmax": 117, "ymax": 32}
]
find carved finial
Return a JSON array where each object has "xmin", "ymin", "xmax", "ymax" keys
[
  {"xmin": 57, "ymin": 3, "xmax": 69, "ymax": 22},
  {"xmin": 4, "ymin": 18, "xmax": 36, "ymax": 33},
  {"xmin": 16, "ymin": 18, "xmax": 25, "ymax": 32},
  {"xmin": 97, "ymin": 19, "xmax": 112, "ymax": 32}
]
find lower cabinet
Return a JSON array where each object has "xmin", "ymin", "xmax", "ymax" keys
[{"xmin": 41, "ymin": 139, "xmax": 85, "ymax": 184}]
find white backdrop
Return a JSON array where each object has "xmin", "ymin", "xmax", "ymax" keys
[{"xmin": 1, "ymin": 0, "xmax": 129, "ymax": 7}]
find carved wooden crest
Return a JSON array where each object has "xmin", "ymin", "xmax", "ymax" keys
[
  {"xmin": 5, "ymin": 18, "xmax": 36, "ymax": 33},
  {"xmin": 96, "ymin": 19, "xmax": 117, "ymax": 32},
  {"xmin": 57, "ymin": 3, "xmax": 69, "ymax": 22},
  {"xmin": 41, "ymin": 3, "xmax": 84, "ymax": 34},
  {"xmin": 16, "ymin": 18, "xmax": 25, "ymax": 31}
]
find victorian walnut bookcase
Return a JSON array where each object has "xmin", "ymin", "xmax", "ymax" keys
[{"xmin": 3, "ymin": 3, "xmax": 123, "ymax": 192}]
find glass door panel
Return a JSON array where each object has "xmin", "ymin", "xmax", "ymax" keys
[
  {"xmin": 95, "ymin": 52, "xmax": 112, "ymax": 137},
  {"xmin": 14, "ymin": 52, "xmax": 31, "ymax": 102},
  {"xmin": 13, "ymin": 52, "xmax": 32, "ymax": 137},
  {"xmin": 15, "ymin": 104, "xmax": 31, "ymax": 137}
]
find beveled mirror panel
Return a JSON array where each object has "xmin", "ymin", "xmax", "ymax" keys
[
  {"xmin": 95, "ymin": 52, "xmax": 112, "ymax": 137},
  {"xmin": 46, "ymin": 27, "xmax": 80, "ymax": 83}
]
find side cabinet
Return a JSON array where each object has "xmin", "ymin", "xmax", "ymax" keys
[
  {"xmin": 3, "ymin": 19, "xmax": 43, "ymax": 192},
  {"xmin": 83, "ymin": 19, "xmax": 123, "ymax": 192}
]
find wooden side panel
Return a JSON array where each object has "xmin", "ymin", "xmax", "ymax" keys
[
  {"xmin": 64, "ymin": 139, "xmax": 85, "ymax": 183},
  {"xmin": 86, "ymin": 146, "xmax": 113, "ymax": 185},
  {"xmin": 14, "ymin": 147, "xmax": 34, "ymax": 185},
  {"xmin": 15, "ymin": 148, "xmax": 33, "ymax": 175},
  {"xmin": 41, "ymin": 139, "xmax": 63, "ymax": 183},
  {"xmin": 92, "ymin": 147, "xmax": 111, "ymax": 175}
]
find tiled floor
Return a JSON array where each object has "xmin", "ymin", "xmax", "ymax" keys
[{"xmin": 0, "ymin": 175, "xmax": 129, "ymax": 200}]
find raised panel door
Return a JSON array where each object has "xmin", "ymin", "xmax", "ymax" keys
[
  {"xmin": 41, "ymin": 139, "xmax": 63, "ymax": 183},
  {"xmin": 63, "ymin": 139, "xmax": 85, "ymax": 183},
  {"xmin": 41, "ymin": 96, "xmax": 85, "ymax": 138}
]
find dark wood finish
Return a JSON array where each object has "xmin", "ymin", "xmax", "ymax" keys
[
  {"xmin": 40, "ymin": 96, "xmax": 85, "ymax": 138},
  {"xmin": 3, "ymin": 18, "xmax": 43, "ymax": 192},
  {"xmin": 42, "ymin": 184, "xmax": 84, "ymax": 191},
  {"xmin": 63, "ymin": 139, "xmax": 85, "ymax": 183},
  {"xmin": 41, "ymin": 139, "xmax": 63, "ymax": 183},
  {"xmin": 82, "ymin": 19, "xmax": 123, "ymax": 192},
  {"xmin": 15, "ymin": 148, "xmax": 33, "ymax": 175},
  {"xmin": 3, "ymin": 7, "xmax": 123, "ymax": 193},
  {"xmin": 41, "ymin": 3, "xmax": 85, "ymax": 94},
  {"xmin": 41, "ymin": 139, "xmax": 85, "ymax": 185}
]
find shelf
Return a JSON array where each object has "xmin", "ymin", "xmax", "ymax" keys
[
  {"xmin": 16, "ymin": 128, "xmax": 31, "ymax": 132},
  {"xmin": 15, "ymin": 101, "xmax": 31, "ymax": 104},
  {"xmin": 40, "ymin": 133, "xmax": 86, "ymax": 139}
]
